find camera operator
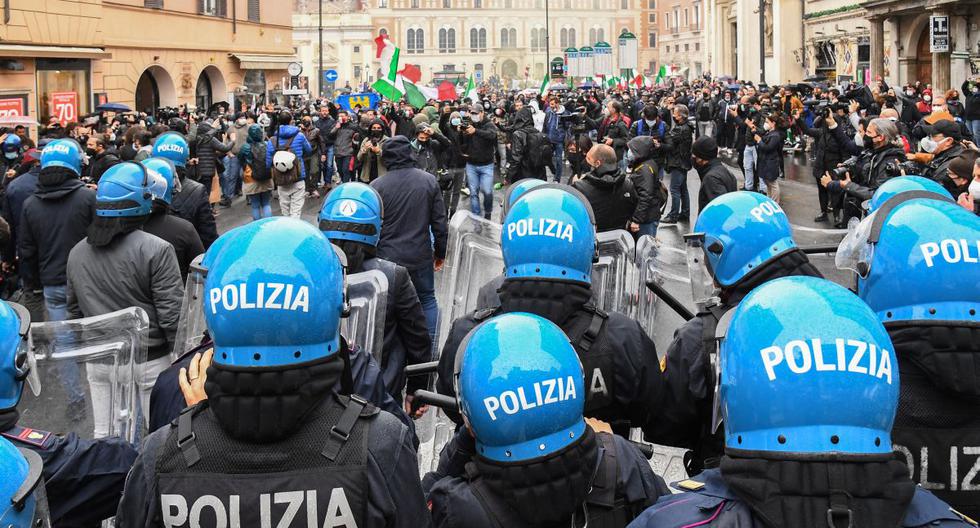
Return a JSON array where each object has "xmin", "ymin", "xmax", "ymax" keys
[
  {"xmin": 458, "ymin": 104, "xmax": 498, "ymax": 219},
  {"xmin": 820, "ymin": 117, "xmax": 906, "ymax": 218},
  {"xmin": 796, "ymin": 103, "xmax": 853, "ymax": 222},
  {"xmin": 920, "ymin": 119, "xmax": 968, "ymax": 196},
  {"xmin": 357, "ymin": 119, "xmax": 390, "ymax": 182},
  {"xmin": 730, "ymin": 96, "xmax": 766, "ymax": 193},
  {"xmin": 412, "ymin": 122, "xmax": 451, "ymax": 177},
  {"xmin": 588, "ymin": 100, "xmax": 630, "ymax": 163}
]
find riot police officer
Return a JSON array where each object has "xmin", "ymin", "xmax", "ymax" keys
[
  {"xmin": 864, "ymin": 175, "xmax": 954, "ymax": 214},
  {"xmin": 838, "ymin": 187, "xmax": 980, "ymax": 518},
  {"xmin": 140, "ymin": 157, "xmax": 204, "ymax": 281},
  {"xmin": 319, "ymin": 182, "xmax": 432, "ymax": 410},
  {"xmin": 151, "ymin": 132, "xmax": 217, "ymax": 249},
  {"xmin": 0, "ymin": 436, "xmax": 49, "ymax": 527},
  {"xmin": 117, "ymin": 218, "xmax": 431, "ymax": 527},
  {"xmin": 645, "ymin": 191, "xmax": 824, "ymax": 475},
  {"xmin": 435, "ymin": 185, "xmax": 663, "ymax": 431},
  {"xmin": 428, "ymin": 312, "xmax": 669, "ymax": 527},
  {"xmin": 629, "ymin": 276, "xmax": 976, "ymax": 528},
  {"xmin": 0, "ymin": 299, "xmax": 137, "ymax": 526}
]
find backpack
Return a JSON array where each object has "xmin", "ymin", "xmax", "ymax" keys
[
  {"xmin": 248, "ymin": 141, "xmax": 272, "ymax": 182},
  {"xmin": 522, "ymin": 129, "xmax": 554, "ymax": 172},
  {"xmin": 697, "ymin": 101, "xmax": 713, "ymax": 121},
  {"xmin": 271, "ymin": 135, "xmax": 300, "ymax": 186}
]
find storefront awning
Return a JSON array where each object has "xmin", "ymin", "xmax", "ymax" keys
[
  {"xmin": 0, "ymin": 44, "xmax": 111, "ymax": 59},
  {"xmin": 230, "ymin": 53, "xmax": 298, "ymax": 70}
]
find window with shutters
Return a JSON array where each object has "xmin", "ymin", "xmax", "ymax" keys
[
  {"xmin": 247, "ymin": 0, "xmax": 259, "ymax": 22},
  {"xmin": 144, "ymin": 0, "xmax": 163, "ymax": 8},
  {"xmin": 415, "ymin": 29, "xmax": 425, "ymax": 52},
  {"xmin": 500, "ymin": 28, "xmax": 509, "ymax": 48}
]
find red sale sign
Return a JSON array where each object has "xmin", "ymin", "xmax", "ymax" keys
[
  {"xmin": 0, "ymin": 99, "xmax": 24, "ymax": 119},
  {"xmin": 50, "ymin": 92, "xmax": 78, "ymax": 125}
]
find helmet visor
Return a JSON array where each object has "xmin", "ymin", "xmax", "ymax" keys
[
  {"xmin": 710, "ymin": 308, "xmax": 736, "ymax": 435},
  {"xmin": 835, "ymin": 214, "xmax": 876, "ymax": 278},
  {"xmin": 10, "ymin": 303, "xmax": 39, "ymax": 397},
  {"xmin": 684, "ymin": 233, "xmax": 719, "ymax": 306}
]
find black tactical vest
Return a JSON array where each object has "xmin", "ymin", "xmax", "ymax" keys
[
  {"xmin": 153, "ymin": 394, "xmax": 376, "ymax": 528},
  {"xmin": 466, "ymin": 433, "xmax": 632, "ymax": 528}
]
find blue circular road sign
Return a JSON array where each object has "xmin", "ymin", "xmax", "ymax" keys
[{"xmin": 324, "ymin": 69, "xmax": 339, "ymax": 82}]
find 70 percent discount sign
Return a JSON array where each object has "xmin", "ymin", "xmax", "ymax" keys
[
  {"xmin": 50, "ymin": 92, "xmax": 78, "ymax": 125},
  {"xmin": 0, "ymin": 99, "xmax": 24, "ymax": 119}
]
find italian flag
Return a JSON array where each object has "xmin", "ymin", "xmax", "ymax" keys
[
  {"xmin": 539, "ymin": 74, "xmax": 550, "ymax": 94},
  {"xmin": 655, "ymin": 64, "xmax": 668, "ymax": 85},
  {"xmin": 463, "ymin": 74, "xmax": 479, "ymax": 102},
  {"xmin": 372, "ymin": 35, "xmax": 404, "ymax": 101},
  {"xmin": 403, "ymin": 81, "xmax": 427, "ymax": 109}
]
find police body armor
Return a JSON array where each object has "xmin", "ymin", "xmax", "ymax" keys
[
  {"xmin": 465, "ymin": 433, "xmax": 631, "ymax": 528},
  {"xmin": 153, "ymin": 395, "xmax": 376, "ymax": 528},
  {"xmin": 474, "ymin": 305, "xmax": 617, "ymax": 424},
  {"xmin": 685, "ymin": 302, "xmax": 728, "ymax": 476}
]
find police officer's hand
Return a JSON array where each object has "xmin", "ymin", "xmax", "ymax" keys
[
  {"xmin": 179, "ymin": 349, "xmax": 213, "ymax": 407},
  {"xmin": 403, "ymin": 394, "xmax": 429, "ymax": 419},
  {"xmin": 586, "ymin": 417, "xmax": 612, "ymax": 433}
]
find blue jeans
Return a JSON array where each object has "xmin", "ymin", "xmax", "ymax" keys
[
  {"xmin": 43, "ymin": 285, "xmax": 86, "ymax": 404},
  {"xmin": 43, "ymin": 284, "xmax": 68, "ymax": 322},
  {"xmin": 322, "ymin": 145, "xmax": 336, "ymax": 182},
  {"xmin": 637, "ymin": 221, "xmax": 659, "ymax": 238},
  {"xmin": 336, "ymin": 155, "xmax": 354, "ymax": 183},
  {"xmin": 743, "ymin": 145, "xmax": 766, "ymax": 193},
  {"xmin": 969, "ymin": 119, "xmax": 980, "ymax": 146},
  {"xmin": 222, "ymin": 154, "xmax": 242, "ymax": 199},
  {"xmin": 550, "ymin": 143, "xmax": 564, "ymax": 182},
  {"xmin": 465, "ymin": 163, "xmax": 495, "ymax": 217},
  {"xmin": 249, "ymin": 190, "xmax": 273, "ymax": 220},
  {"xmin": 407, "ymin": 265, "xmax": 438, "ymax": 345},
  {"xmin": 667, "ymin": 168, "xmax": 690, "ymax": 218}
]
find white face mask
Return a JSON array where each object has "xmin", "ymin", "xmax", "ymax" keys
[
  {"xmin": 763, "ymin": 122, "xmax": 772, "ymax": 131},
  {"xmin": 471, "ymin": 113, "xmax": 483, "ymax": 123},
  {"xmin": 906, "ymin": 90, "xmax": 915, "ymax": 96},
  {"xmin": 931, "ymin": 105, "xmax": 944, "ymax": 113},
  {"xmin": 920, "ymin": 137, "xmax": 938, "ymax": 154},
  {"xmin": 970, "ymin": 179, "xmax": 980, "ymax": 200},
  {"xmin": 645, "ymin": 119, "xmax": 657, "ymax": 127},
  {"xmin": 854, "ymin": 133, "xmax": 864, "ymax": 147}
]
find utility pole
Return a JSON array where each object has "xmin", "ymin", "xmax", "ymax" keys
[
  {"xmin": 319, "ymin": 0, "xmax": 324, "ymax": 97},
  {"xmin": 545, "ymin": 0, "xmax": 550, "ymax": 76},
  {"xmin": 758, "ymin": 0, "xmax": 766, "ymax": 84}
]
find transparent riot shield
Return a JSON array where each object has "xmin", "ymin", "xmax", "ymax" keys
[
  {"xmin": 591, "ymin": 230, "xmax": 636, "ymax": 314},
  {"xmin": 18, "ymin": 308, "xmax": 149, "ymax": 444},
  {"xmin": 435, "ymin": 211, "xmax": 503, "ymax": 355},
  {"xmin": 416, "ymin": 408, "xmax": 457, "ymax": 476},
  {"xmin": 634, "ymin": 235, "xmax": 695, "ymax": 358},
  {"xmin": 341, "ymin": 270, "xmax": 389, "ymax": 363},
  {"xmin": 789, "ymin": 224, "xmax": 849, "ymax": 288},
  {"xmin": 172, "ymin": 255, "xmax": 207, "ymax": 360}
]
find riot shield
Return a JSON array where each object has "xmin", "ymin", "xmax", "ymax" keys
[
  {"xmin": 634, "ymin": 235, "xmax": 694, "ymax": 358},
  {"xmin": 416, "ymin": 408, "xmax": 456, "ymax": 476},
  {"xmin": 592, "ymin": 230, "xmax": 636, "ymax": 314},
  {"xmin": 18, "ymin": 308, "xmax": 148, "ymax": 444},
  {"xmin": 789, "ymin": 223, "xmax": 849, "ymax": 288},
  {"xmin": 435, "ymin": 211, "xmax": 503, "ymax": 355},
  {"xmin": 341, "ymin": 269, "xmax": 389, "ymax": 363},
  {"xmin": 172, "ymin": 255, "xmax": 207, "ymax": 360}
]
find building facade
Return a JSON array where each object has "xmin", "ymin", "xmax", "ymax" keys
[
  {"xmin": 656, "ymin": 0, "xmax": 705, "ymax": 78},
  {"xmin": 0, "ymin": 0, "xmax": 295, "ymax": 126},
  {"xmin": 367, "ymin": 0, "xmax": 640, "ymax": 86},
  {"xmin": 294, "ymin": 0, "xmax": 377, "ymax": 96},
  {"xmin": 704, "ymin": 0, "xmax": 803, "ymax": 84},
  {"xmin": 639, "ymin": 0, "xmax": 660, "ymax": 75}
]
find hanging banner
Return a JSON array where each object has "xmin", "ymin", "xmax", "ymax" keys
[
  {"xmin": 337, "ymin": 92, "xmax": 380, "ymax": 111},
  {"xmin": 50, "ymin": 92, "xmax": 78, "ymax": 126},
  {"xmin": 593, "ymin": 42, "xmax": 613, "ymax": 77},
  {"xmin": 617, "ymin": 30, "xmax": 638, "ymax": 72},
  {"xmin": 579, "ymin": 46, "xmax": 595, "ymax": 78}
]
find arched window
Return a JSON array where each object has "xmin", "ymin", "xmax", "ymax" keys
[
  {"xmin": 501, "ymin": 28, "xmax": 509, "ymax": 48},
  {"xmin": 471, "ymin": 28, "xmax": 479, "ymax": 52},
  {"xmin": 478, "ymin": 28, "xmax": 487, "ymax": 50},
  {"xmin": 591, "ymin": 0, "xmax": 599, "ymax": 10},
  {"xmin": 439, "ymin": 28, "xmax": 448, "ymax": 52},
  {"xmin": 448, "ymin": 28, "xmax": 456, "ymax": 52},
  {"xmin": 560, "ymin": 27, "xmax": 568, "ymax": 48},
  {"xmin": 415, "ymin": 29, "xmax": 425, "ymax": 52},
  {"xmin": 597, "ymin": 28, "xmax": 604, "ymax": 42},
  {"xmin": 568, "ymin": 28, "xmax": 576, "ymax": 47},
  {"xmin": 531, "ymin": 29, "xmax": 539, "ymax": 51},
  {"xmin": 589, "ymin": 28, "xmax": 596, "ymax": 44},
  {"xmin": 509, "ymin": 28, "xmax": 517, "ymax": 47},
  {"xmin": 407, "ymin": 28, "xmax": 417, "ymax": 53}
]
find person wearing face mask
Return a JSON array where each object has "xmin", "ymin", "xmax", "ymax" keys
[
  {"xmin": 896, "ymin": 85, "xmax": 925, "ymax": 127},
  {"xmin": 222, "ymin": 112, "xmax": 249, "ymax": 205},
  {"xmin": 691, "ymin": 135, "xmax": 737, "ymax": 214},
  {"xmin": 328, "ymin": 110, "xmax": 359, "ymax": 184},
  {"xmin": 694, "ymin": 90, "xmax": 716, "ymax": 138},
  {"xmin": 917, "ymin": 91, "xmax": 934, "ymax": 115},
  {"xmin": 358, "ymin": 119, "xmax": 390, "ymax": 182},
  {"xmin": 821, "ymin": 118, "xmax": 907, "ymax": 205},
  {"xmin": 962, "ymin": 77, "xmax": 980, "ymax": 145},
  {"xmin": 946, "ymin": 150, "xmax": 979, "ymax": 212},
  {"xmin": 630, "ymin": 104, "xmax": 668, "ymax": 176},
  {"xmin": 911, "ymin": 96, "xmax": 970, "ymax": 145},
  {"xmin": 714, "ymin": 91, "xmax": 736, "ymax": 153},
  {"xmin": 922, "ymin": 120, "xmax": 967, "ymax": 195},
  {"xmin": 754, "ymin": 113, "xmax": 786, "ymax": 203},
  {"xmin": 572, "ymin": 144, "xmax": 637, "ymax": 232},
  {"xmin": 1, "ymin": 134, "xmax": 23, "ymax": 176},
  {"xmin": 945, "ymin": 89, "xmax": 965, "ymax": 119},
  {"xmin": 625, "ymin": 136, "xmax": 667, "ymax": 237},
  {"xmin": 961, "ymin": 155, "xmax": 980, "ymax": 214},
  {"xmin": 438, "ymin": 110, "xmax": 468, "ymax": 217},
  {"xmin": 84, "ymin": 134, "xmax": 119, "ymax": 184}
]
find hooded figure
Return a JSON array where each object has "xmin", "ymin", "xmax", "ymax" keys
[
  {"xmin": 506, "ymin": 107, "xmax": 551, "ymax": 182},
  {"xmin": 572, "ymin": 144, "xmax": 637, "ymax": 232},
  {"xmin": 358, "ymin": 118, "xmax": 390, "ymax": 181},
  {"xmin": 625, "ymin": 136, "xmax": 667, "ymax": 236}
]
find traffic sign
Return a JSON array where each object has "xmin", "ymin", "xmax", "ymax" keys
[{"xmin": 324, "ymin": 69, "xmax": 339, "ymax": 83}]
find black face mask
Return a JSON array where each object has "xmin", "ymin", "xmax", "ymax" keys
[
  {"xmin": 85, "ymin": 147, "xmax": 98, "ymax": 157},
  {"xmin": 370, "ymin": 130, "xmax": 383, "ymax": 138}
]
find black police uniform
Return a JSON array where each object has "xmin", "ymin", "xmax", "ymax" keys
[
  {"xmin": 148, "ymin": 339, "xmax": 416, "ymax": 438},
  {"xmin": 360, "ymin": 257, "xmax": 432, "ymax": 405},
  {"xmin": 1, "ymin": 422, "xmax": 137, "ymax": 527},
  {"xmin": 436, "ymin": 280, "xmax": 662, "ymax": 431},
  {"xmin": 427, "ymin": 428, "xmax": 670, "ymax": 528},
  {"xmin": 643, "ymin": 249, "xmax": 823, "ymax": 475},
  {"xmin": 115, "ymin": 395, "xmax": 431, "ymax": 527},
  {"xmin": 629, "ymin": 468, "xmax": 977, "ymax": 528}
]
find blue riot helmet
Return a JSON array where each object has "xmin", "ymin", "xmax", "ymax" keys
[
  {"xmin": 837, "ymin": 195, "xmax": 978, "ymax": 323},
  {"xmin": 204, "ymin": 217, "xmax": 346, "ymax": 368},
  {"xmin": 717, "ymin": 276, "xmax": 898, "ymax": 455},
  {"xmin": 0, "ymin": 437, "xmax": 49, "ymax": 527},
  {"xmin": 686, "ymin": 191, "xmax": 796, "ymax": 298},
  {"xmin": 140, "ymin": 157, "xmax": 180, "ymax": 205},
  {"xmin": 0, "ymin": 301, "xmax": 39, "ymax": 413},
  {"xmin": 454, "ymin": 312, "xmax": 586, "ymax": 461},
  {"xmin": 95, "ymin": 162, "xmax": 168, "ymax": 217},
  {"xmin": 502, "ymin": 186, "xmax": 596, "ymax": 284},
  {"xmin": 501, "ymin": 178, "xmax": 548, "ymax": 218},
  {"xmin": 2, "ymin": 135, "xmax": 21, "ymax": 160},
  {"xmin": 40, "ymin": 138, "xmax": 83, "ymax": 176},
  {"xmin": 318, "ymin": 182, "xmax": 384, "ymax": 247},
  {"xmin": 151, "ymin": 132, "xmax": 189, "ymax": 168},
  {"xmin": 866, "ymin": 176, "xmax": 953, "ymax": 214}
]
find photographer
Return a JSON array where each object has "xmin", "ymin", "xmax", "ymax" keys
[
  {"xmin": 796, "ymin": 105, "xmax": 851, "ymax": 221},
  {"xmin": 661, "ymin": 104, "xmax": 694, "ymax": 224},
  {"xmin": 754, "ymin": 112, "xmax": 787, "ymax": 203},
  {"xmin": 439, "ymin": 110, "xmax": 467, "ymax": 217},
  {"xmin": 412, "ymin": 122, "xmax": 451, "ymax": 177},
  {"xmin": 921, "ymin": 119, "xmax": 968, "ymax": 196},
  {"xmin": 357, "ymin": 119, "xmax": 389, "ymax": 182},
  {"xmin": 821, "ymin": 118, "xmax": 906, "ymax": 214},
  {"xmin": 328, "ymin": 110, "xmax": 359, "ymax": 183},
  {"xmin": 458, "ymin": 104, "xmax": 498, "ymax": 219},
  {"xmin": 731, "ymin": 97, "xmax": 765, "ymax": 193}
]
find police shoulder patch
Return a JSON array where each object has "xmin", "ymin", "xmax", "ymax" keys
[
  {"xmin": 674, "ymin": 479, "xmax": 706, "ymax": 491},
  {"xmin": 1, "ymin": 425, "xmax": 54, "ymax": 448}
]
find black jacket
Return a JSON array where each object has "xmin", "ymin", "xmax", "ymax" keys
[
  {"xmin": 86, "ymin": 151, "xmax": 119, "ymax": 183},
  {"xmin": 696, "ymin": 158, "xmax": 738, "ymax": 212},
  {"xmin": 371, "ymin": 136, "xmax": 449, "ymax": 270},
  {"xmin": 506, "ymin": 108, "xmax": 550, "ymax": 182},
  {"xmin": 593, "ymin": 115, "xmax": 631, "ymax": 161},
  {"xmin": 626, "ymin": 137, "xmax": 666, "ymax": 224},
  {"xmin": 755, "ymin": 129, "xmax": 785, "ymax": 182},
  {"xmin": 926, "ymin": 143, "xmax": 968, "ymax": 196},
  {"xmin": 799, "ymin": 120, "xmax": 848, "ymax": 177},
  {"xmin": 458, "ymin": 119, "xmax": 498, "ymax": 166},
  {"xmin": 19, "ymin": 169, "xmax": 96, "ymax": 288},
  {"xmin": 171, "ymin": 168, "xmax": 218, "ymax": 249},
  {"xmin": 413, "ymin": 132, "xmax": 452, "ymax": 176},
  {"xmin": 663, "ymin": 120, "xmax": 694, "ymax": 172},
  {"xmin": 573, "ymin": 162, "xmax": 636, "ymax": 232},
  {"xmin": 142, "ymin": 209, "xmax": 205, "ymax": 281},
  {"xmin": 315, "ymin": 114, "xmax": 337, "ymax": 146},
  {"xmin": 962, "ymin": 81, "xmax": 980, "ymax": 120},
  {"xmin": 191, "ymin": 122, "xmax": 232, "ymax": 180}
]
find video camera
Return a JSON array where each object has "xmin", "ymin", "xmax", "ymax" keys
[
  {"xmin": 884, "ymin": 159, "xmax": 926, "ymax": 178},
  {"xmin": 830, "ymin": 155, "xmax": 862, "ymax": 179}
]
